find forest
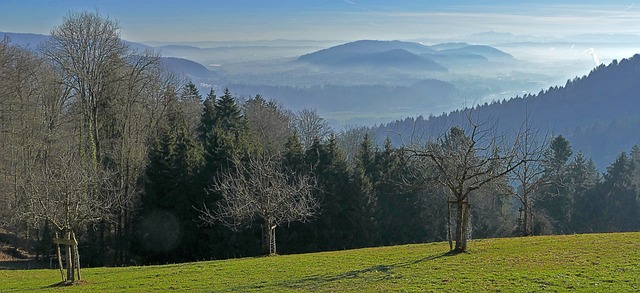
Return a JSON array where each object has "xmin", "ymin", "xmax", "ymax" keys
[{"xmin": 1, "ymin": 12, "xmax": 640, "ymax": 283}]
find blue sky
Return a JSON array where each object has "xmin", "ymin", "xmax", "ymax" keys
[{"xmin": 1, "ymin": 1, "xmax": 639, "ymax": 42}]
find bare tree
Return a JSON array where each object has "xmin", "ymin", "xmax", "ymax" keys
[
  {"xmin": 0, "ymin": 38, "xmax": 70, "ymax": 249},
  {"xmin": 41, "ymin": 11, "xmax": 128, "ymax": 168},
  {"xmin": 104, "ymin": 52, "xmax": 167, "ymax": 264},
  {"xmin": 200, "ymin": 154, "xmax": 318, "ymax": 255},
  {"xmin": 40, "ymin": 11, "xmax": 170, "ymax": 265},
  {"xmin": 293, "ymin": 108, "xmax": 332, "ymax": 150},
  {"xmin": 243, "ymin": 95, "xmax": 293, "ymax": 154},
  {"xmin": 23, "ymin": 147, "xmax": 112, "ymax": 283},
  {"xmin": 507, "ymin": 121, "xmax": 549, "ymax": 236},
  {"xmin": 407, "ymin": 114, "xmax": 532, "ymax": 252},
  {"xmin": 336, "ymin": 125, "xmax": 373, "ymax": 167},
  {"xmin": 1, "ymin": 12, "xmax": 172, "ymax": 270}
]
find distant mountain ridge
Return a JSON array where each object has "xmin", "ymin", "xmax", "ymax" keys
[
  {"xmin": 298, "ymin": 40, "xmax": 513, "ymax": 71},
  {"xmin": 0, "ymin": 31, "xmax": 151, "ymax": 52},
  {"xmin": 0, "ymin": 32, "xmax": 49, "ymax": 49},
  {"xmin": 372, "ymin": 54, "xmax": 640, "ymax": 169},
  {"xmin": 160, "ymin": 57, "xmax": 217, "ymax": 81},
  {"xmin": 1, "ymin": 31, "xmax": 214, "ymax": 82}
]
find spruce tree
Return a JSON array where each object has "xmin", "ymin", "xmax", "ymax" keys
[{"xmin": 539, "ymin": 135, "xmax": 574, "ymax": 233}]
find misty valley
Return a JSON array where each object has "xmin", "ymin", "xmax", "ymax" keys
[{"xmin": 2, "ymin": 5, "xmax": 640, "ymax": 291}]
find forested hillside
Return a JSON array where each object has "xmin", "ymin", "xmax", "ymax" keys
[
  {"xmin": 2, "ymin": 12, "xmax": 640, "ymax": 283},
  {"xmin": 373, "ymin": 54, "xmax": 640, "ymax": 169}
]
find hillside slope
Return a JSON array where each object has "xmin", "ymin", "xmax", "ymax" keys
[
  {"xmin": 1, "ymin": 233, "xmax": 638, "ymax": 292},
  {"xmin": 374, "ymin": 54, "xmax": 640, "ymax": 169}
]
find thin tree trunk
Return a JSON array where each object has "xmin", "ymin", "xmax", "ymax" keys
[
  {"xmin": 461, "ymin": 201, "xmax": 470, "ymax": 251},
  {"xmin": 70, "ymin": 244, "xmax": 77, "ymax": 281},
  {"xmin": 116, "ymin": 212, "xmax": 122, "ymax": 265},
  {"xmin": 263, "ymin": 219, "xmax": 277, "ymax": 255},
  {"xmin": 270, "ymin": 226, "xmax": 276, "ymax": 255},
  {"xmin": 447, "ymin": 201, "xmax": 453, "ymax": 251},
  {"xmin": 124, "ymin": 208, "xmax": 131, "ymax": 264},
  {"xmin": 528, "ymin": 201, "xmax": 534, "ymax": 236},
  {"xmin": 72, "ymin": 232, "xmax": 81, "ymax": 281},
  {"xmin": 55, "ymin": 232, "xmax": 65, "ymax": 282},
  {"xmin": 99, "ymin": 221, "xmax": 105, "ymax": 265},
  {"xmin": 454, "ymin": 199, "xmax": 464, "ymax": 252},
  {"xmin": 65, "ymin": 231, "xmax": 73, "ymax": 282},
  {"xmin": 34, "ymin": 226, "xmax": 40, "ymax": 261},
  {"xmin": 523, "ymin": 196, "xmax": 530, "ymax": 236},
  {"xmin": 453, "ymin": 199, "xmax": 470, "ymax": 252}
]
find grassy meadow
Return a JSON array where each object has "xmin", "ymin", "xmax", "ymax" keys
[{"xmin": 1, "ymin": 232, "xmax": 639, "ymax": 292}]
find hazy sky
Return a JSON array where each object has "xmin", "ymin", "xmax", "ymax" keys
[{"xmin": 1, "ymin": 1, "xmax": 639, "ymax": 42}]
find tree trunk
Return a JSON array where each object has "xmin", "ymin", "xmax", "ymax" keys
[
  {"xmin": 453, "ymin": 200, "xmax": 463, "ymax": 252},
  {"xmin": 98, "ymin": 221, "xmax": 106, "ymax": 265},
  {"xmin": 263, "ymin": 220, "xmax": 277, "ymax": 255},
  {"xmin": 523, "ymin": 196, "xmax": 530, "ymax": 236},
  {"xmin": 116, "ymin": 212, "xmax": 123, "ymax": 265},
  {"xmin": 65, "ymin": 231, "xmax": 73, "ymax": 282},
  {"xmin": 527, "ymin": 201, "xmax": 533, "ymax": 236},
  {"xmin": 55, "ymin": 232, "xmax": 65, "ymax": 282},
  {"xmin": 461, "ymin": 200, "xmax": 470, "ymax": 251},
  {"xmin": 453, "ymin": 198, "xmax": 470, "ymax": 252},
  {"xmin": 72, "ymin": 231, "xmax": 81, "ymax": 281},
  {"xmin": 447, "ymin": 201, "xmax": 453, "ymax": 251}
]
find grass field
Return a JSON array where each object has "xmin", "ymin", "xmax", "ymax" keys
[{"xmin": 1, "ymin": 232, "xmax": 639, "ymax": 292}]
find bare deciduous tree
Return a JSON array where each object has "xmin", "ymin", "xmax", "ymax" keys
[
  {"xmin": 0, "ymin": 38, "xmax": 70, "ymax": 249},
  {"xmin": 293, "ymin": 108, "xmax": 332, "ymax": 150},
  {"xmin": 200, "ymin": 154, "xmax": 318, "ymax": 255},
  {"xmin": 507, "ymin": 121, "xmax": 549, "ymax": 236},
  {"xmin": 41, "ymin": 11, "xmax": 128, "ymax": 168},
  {"xmin": 336, "ymin": 126, "xmax": 372, "ymax": 167},
  {"xmin": 407, "ymin": 114, "xmax": 533, "ymax": 252},
  {"xmin": 243, "ymin": 96, "xmax": 293, "ymax": 154},
  {"xmin": 41, "ymin": 11, "xmax": 170, "ymax": 265},
  {"xmin": 23, "ymin": 147, "xmax": 112, "ymax": 283}
]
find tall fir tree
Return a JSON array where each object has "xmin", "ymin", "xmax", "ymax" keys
[
  {"xmin": 538, "ymin": 135, "xmax": 574, "ymax": 234},
  {"xmin": 349, "ymin": 133, "xmax": 378, "ymax": 247},
  {"xmin": 137, "ymin": 85, "xmax": 203, "ymax": 262}
]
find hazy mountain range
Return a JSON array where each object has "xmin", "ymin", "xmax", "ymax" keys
[
  {"xmin": 4, "ymin": 30, "xmax": 640, "ymax": 168},
  {"xmin": 3, "ymin": 31, "xmax": 543, "ymax": 126},
  {"xmin": 298, "ymin": 40, "xmax": 513, "ymax": 71}
]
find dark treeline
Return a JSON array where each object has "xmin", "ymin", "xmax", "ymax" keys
[{"xmin": 1, "ymin": 12, "xmax": 640, "ymax": 273}]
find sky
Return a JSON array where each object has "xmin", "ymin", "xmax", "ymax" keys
[{"xmin": 1, "ymin": 1, "xmax": 639, "ymax": 42}]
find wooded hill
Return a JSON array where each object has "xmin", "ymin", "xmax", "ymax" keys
[
  {"xmin": 2, "ymin": 13, "xmax": 640, "ymax": 282},
  {"xmin": 373, "ymin": 54, "xmax": 640, "ymax": 169}
]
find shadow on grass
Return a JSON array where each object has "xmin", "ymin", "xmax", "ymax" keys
[
  {"xmin": 285, "ymin": 251, "xmax": 457, "ymax": 290},
  {"xmin": 230, "ymin": 251, "xmax": 459, "ymax": 291},
  {"xmin": 44, "ymin": 280, "xmax": 88, "ymax": 289}
]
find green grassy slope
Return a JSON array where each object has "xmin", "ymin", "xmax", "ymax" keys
[{"xmin": 1, "ymin": 233, "xmax": 639, "ymax": 292}]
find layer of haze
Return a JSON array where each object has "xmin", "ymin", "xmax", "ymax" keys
[{"xmin": 1, "ymin": 1, "xmax": 639, "ymax": 42}]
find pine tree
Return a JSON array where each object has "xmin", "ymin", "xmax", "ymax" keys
[
  {"xmin": 568, "ymin": 151, "xmax": 600, "ymax": 232},
  {"xmin": 197, "ymin": 88, "xmax": 217, "ymax": 144},
  {"xmin": 139, "ymin": 123, "xmax": 203, "ymax": 262},
  {"xmin": 601, "ymin": 152, "xmax": 638, "ymax": 231},
  {"xmin": 349, "ymin": 133, "xmax": 378, "ymax": 247},
  {"xmin": 305, "ymin": 136, "xmax": 353, "ymax": 250},
  {"xmin": 538, "ymin": 135, "xmax": 574, "ymax": 233},
  {"xmin": 196, "ymin": 88, "xmax": 260, "ymax": 259}
]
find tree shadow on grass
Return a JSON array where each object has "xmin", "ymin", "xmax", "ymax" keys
[
  {"xmin": 44, "ymin": 280, "xmax": 89, "ymax": 289},
  {"xmin": 285, "ymin": 251, "xmax": 457, "ymax": 290},
  {"xmin": 230, "ymin": 251, "xmax": 459, "ymax": 291}
]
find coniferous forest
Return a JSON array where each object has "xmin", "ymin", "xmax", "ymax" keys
[{"xmin": 2, "ymin": 12, "xmax": 640, "ymax": 274}]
